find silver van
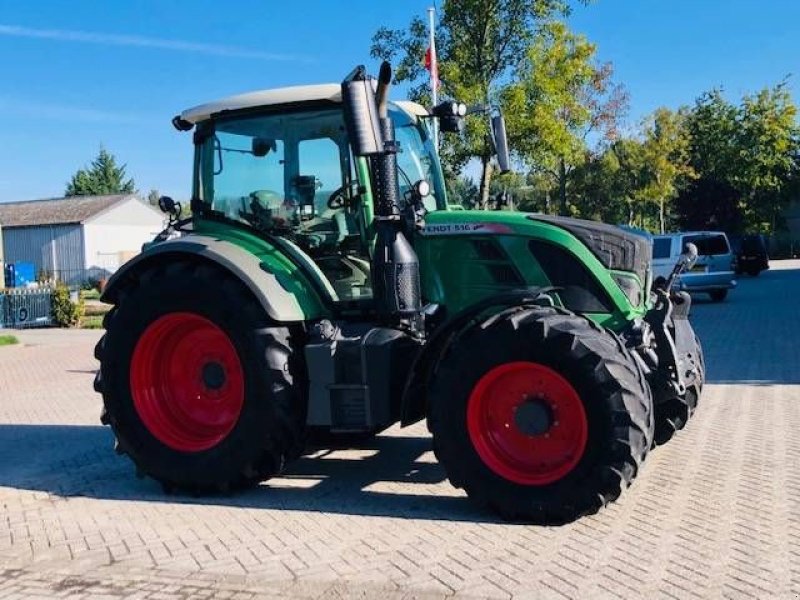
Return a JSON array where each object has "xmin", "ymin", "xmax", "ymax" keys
[{"xmin": 652, "ymin": 232, "xmax": 737, "ymax": 302}]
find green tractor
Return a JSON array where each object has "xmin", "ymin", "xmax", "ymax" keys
[{"xmin": 95, "ymin": 62, "xmax": 704, "ymax": 523}]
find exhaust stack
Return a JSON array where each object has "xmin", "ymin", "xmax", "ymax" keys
[
  {"xmin": 370, "ymin": 62, "xmax": 422, "ymax": 321},
  {"xmin": 341, "ymin": 61, "xmax": 421, "ymax": 322}
]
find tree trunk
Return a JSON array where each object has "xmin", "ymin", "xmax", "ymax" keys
[
  {"xmin": 659, "ymin": 199, "xmax": 666, "ymax": 234},
  {"xmin": 558, "ymin": 159, "xmax": 568, "ymax": 216},
  {"xmin": 479, "ymin": 156, "xmax": 493, "ymax": 210}
]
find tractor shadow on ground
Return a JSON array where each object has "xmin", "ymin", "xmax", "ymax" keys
[{"xmin": 0, "ymin": 424, "xmax": 497, "ymax": 523}]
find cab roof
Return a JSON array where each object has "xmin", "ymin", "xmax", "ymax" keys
[{"xmin": 180, "ymin": 83, "xmax": 429, "ymax": 124}]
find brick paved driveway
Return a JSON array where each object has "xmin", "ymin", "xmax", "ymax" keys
[{"xmin": 2, "ymin": 262, "xmax": 800, "ymax": 599}]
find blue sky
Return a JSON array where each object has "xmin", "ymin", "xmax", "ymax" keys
[{"xmin": 0, "ymin": 0, "xmax": 798, "ymax": 203}]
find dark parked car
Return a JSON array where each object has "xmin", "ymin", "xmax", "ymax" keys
[{"xmin": 730, "ymin": 234, "xmax": 770, "ymax": 276}]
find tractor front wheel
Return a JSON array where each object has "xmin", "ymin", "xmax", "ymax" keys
[
  {"xmin": 428, "ymin": 307, "xmax": 653, "ymax": 524},
  {"xmin": 94, "ymin": 261, "xmax": 305, "ymax": 492}
]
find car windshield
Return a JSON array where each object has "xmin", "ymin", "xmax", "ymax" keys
[
  {"xmin": 683, "ymin": 234, "xmax": 729, "ymax": 255},
  {"xmin": 652, "ymin": 237, "xmax": 672, "ymax": 259}
]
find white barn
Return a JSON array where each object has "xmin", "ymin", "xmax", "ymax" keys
[{"xmin": 0, "ymin": 194, "xmax": 165, "ymax": 287}]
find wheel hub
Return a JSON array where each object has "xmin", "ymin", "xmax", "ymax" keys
[
  {"xmin": 130, "ymin": 312, "xmax": 245, "ymax": 452},
  {"xmin": 466, "ymin": 361, "xmax": 588, "ymax": 485},
  {"xmin": 514, "ymin": 398, "xmax": 553, "ymax": 436},
  {"xmin": 202, "ymin": 361, "xmax": 226, "ymax": 390}
]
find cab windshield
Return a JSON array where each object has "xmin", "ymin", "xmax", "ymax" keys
[
  {"xmin": 193, "ymin": 105, "xmax": 447, "ymax": 222},
  {"xmin": 391, "ymin": 107, "xmax": 446, "ymax": 212}
]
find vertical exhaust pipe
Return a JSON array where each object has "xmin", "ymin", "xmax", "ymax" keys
[
  {"xmin": 341, "ymin": 61, "xmax": 422, "ymax": 323},
  {"xmin": 370, "ymin": 62, "xmax": 422, "ymax": 321}
]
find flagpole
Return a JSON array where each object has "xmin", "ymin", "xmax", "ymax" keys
[{"xmin": 427, "ymin": 6, "xmax": 438, "ymax": 148}]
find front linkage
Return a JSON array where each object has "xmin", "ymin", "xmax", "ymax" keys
[{"xmin": 627, "ymin": 243, "xmax": 705, "ymax": 444}]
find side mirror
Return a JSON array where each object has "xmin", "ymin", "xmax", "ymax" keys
[
  {"xmin": 158, "ymin": 196, "xmax": 176, "ymax": 214},
  {"xmin": 491, "ymin": 114, "xmax": 511, "ymax": 174},
  {"xmin": 157, "ymin": 196, "xmax": 181, "ymax": 218},
  {"xmin": 341, "ymin": 65, "xmax": 383, "ymax": 156},
  {"xmin": 680, "ymin": 242, "xmax": 699, "ymax": 270}
]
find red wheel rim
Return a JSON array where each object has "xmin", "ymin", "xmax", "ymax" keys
[
  {"xmin": 130, "ymin": 312, "xmax": 244, "ymax": 452},
  {"xmin": 467, "ymin": 361, "xmax": 588, "ymax": 485}
]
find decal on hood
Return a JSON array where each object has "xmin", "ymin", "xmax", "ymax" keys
[{"xmin": 420, "ymin": 222, "xmax": 514, "ymax": 236}]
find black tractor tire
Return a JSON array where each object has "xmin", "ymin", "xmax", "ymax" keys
[
  {"xmin": 709, "ymin": 289, "xmax": 728, "ymax": 302},
  {"xmin": 428, "ymin": 306, "xmax": 653, "ymax": 524},
  {"xmin": 652, "ymin": 331, "xmax": 704, "ymax": 446},
  {"xmin": 94, "ymin": 260, "xmax": 306, "ymax": 493},
  {"xmin": 652, "ymin": 386, "xmax": 698, "ymax": 446}
]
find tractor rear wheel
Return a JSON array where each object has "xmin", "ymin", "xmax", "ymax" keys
[
  {"xmin": 428, "ymin": 306, "xmax": 653, "ymax": 524},
  {"xmin": 94, "ymin": 260, "xmax": 305, "ymax": 492}
]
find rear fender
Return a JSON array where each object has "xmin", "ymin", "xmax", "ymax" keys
[{"xmin": 101, "ymin": 235, "xmax": 329, "ymax": 323}]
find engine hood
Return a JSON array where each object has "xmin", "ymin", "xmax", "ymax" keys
[{"xmin": 420, "ymin": 210, "xmax": 652, "ymax": 282}]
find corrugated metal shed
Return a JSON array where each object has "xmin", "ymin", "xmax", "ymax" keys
[
  {"xmin": 0, "ymin": 194, "xmax": 148, "ymax": 287},
  {"xmin": 3, "ymin": 225, "xmax": 85, "ymax": 285},
  {"xmin": 0, "ymin": 194, "xmax": 133, "ymax": 227}
]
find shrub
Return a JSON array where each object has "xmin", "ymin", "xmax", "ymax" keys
[
  {"xmin": 0, "ymin": 335, "xmax": 18, "ymax": 346},
  {"xmin": 51, "ymin": 285, "xmax": 85, "ymax": 327}
]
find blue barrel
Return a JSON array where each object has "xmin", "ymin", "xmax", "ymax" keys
[{"xmin": 13, "ymin": 262, "xmax": 35, "ymax": 287}]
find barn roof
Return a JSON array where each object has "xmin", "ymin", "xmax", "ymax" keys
[{"xmin": 0, "ymin": 194, "xmax": 139, "ymax": 227}]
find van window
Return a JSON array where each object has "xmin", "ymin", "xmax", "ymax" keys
[
  {"xmin": 683, "ymin": 234, "xmax": 729, "ymax": 256},
  {"xmin": 652, "ymin": 237, "xmax": 673, "ymax": 259}
]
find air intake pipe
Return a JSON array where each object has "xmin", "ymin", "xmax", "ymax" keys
[{"xmin": 370, "ymin": 62, "xmax": 422, "ymax": 321}]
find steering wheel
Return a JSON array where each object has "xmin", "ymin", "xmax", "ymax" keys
[{"xmin": 327, "ymin": 185, "xmax": 347, "ymax": 210}]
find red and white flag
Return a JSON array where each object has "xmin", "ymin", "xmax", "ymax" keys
[{"xmin": 424, "ymin": 45, "xmax": 439, "ymax": 90}]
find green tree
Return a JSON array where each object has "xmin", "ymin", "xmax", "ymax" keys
[
  {"xmin": 677, "ymin": 84, "xmax": 800, "ymax": 234},
  {"xmin": 65, "ymin": 148, "xmax": 136, "ymax": 197},
  {"xmin": 677, "ymin": 90, "xmax": 741, "ymax": 231},
  {"xmin": 737, "ymin": 82, "xmax": 800, "ymax": 233},
  {"xmin": 570, "ymin": 145, "xmax": 633, "ymax": 224},
  {"xmin": 445, "ymin": 175, "xmax": 479, "ymax": 208},
  {"xmin": 147, "ymin": 189, "xmax": 161, "ymax": 206},
  {"xmin": 371, "ymin": 0, "xmax": 581, "ymax": 208},
  {"xmin": 503, "ymin": 21, "xmax": 628, "ymax": 216},
  {"xmin": 633, "ymin": 108, "xmax": 694, "ymax": 233}
]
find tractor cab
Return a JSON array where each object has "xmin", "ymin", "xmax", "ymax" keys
[{"xmin": 179, "ymin": 85, "xmax": 447, "ymax": 303}]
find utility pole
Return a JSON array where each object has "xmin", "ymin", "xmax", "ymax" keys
[{"xmin": 427, "ymin": 6, "xmax": 439, "ymax": 148}]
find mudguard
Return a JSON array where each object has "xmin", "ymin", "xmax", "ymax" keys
[
  {"xmin": 400, "ymin": 288, "xmax": 553, "ymax": 426},
  {"xmin": 101, "ymin": 234, "xmax": 330, "ymax": 323}
]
